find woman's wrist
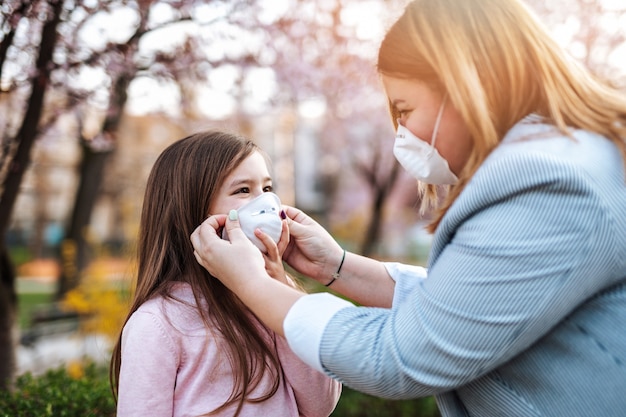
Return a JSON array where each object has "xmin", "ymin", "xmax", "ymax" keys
[
  {"xmin": 317, "ymin": 247, "xmax": 346, "ymax": 285},
  {"xmin": 324, "ymin": 249, "xmax": 346, "ymax": 287}
]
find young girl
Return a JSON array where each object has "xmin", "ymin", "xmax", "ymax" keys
[{"xmin": 110, "ymin": 130, "xmax": 341, "ymax": 417}]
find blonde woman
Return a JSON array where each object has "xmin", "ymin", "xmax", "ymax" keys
[
  {"xmin": 111, "ymin": 131, "xmax": 341, "ymax": 417},
  {"xmin": 191, "ymin": 0, "xmax": 626, "ymax": 416}
]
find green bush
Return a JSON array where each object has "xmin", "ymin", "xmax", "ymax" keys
[
  {"xmin": 0, "ymin": 361, "xmax": 441, "ymax": 417},
  {"xmin": 332, "ymin": 387, "xmax": 440, "ymax": 417},
  {"xmin": 0, "ymin": 362, "xmax": 115, "ymax": 417}
]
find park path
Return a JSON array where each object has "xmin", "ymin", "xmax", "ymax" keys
[
  {"xmin": 16, "ymin": 259, "xmax": 119, "ymax": 375},
  {"xmin": 17, "ymin": 332, "xmax": 111, "ymax": 375}
]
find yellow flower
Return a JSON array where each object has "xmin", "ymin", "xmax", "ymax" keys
[
  {"xmin": 62, "ymin": 290, "xmax": 92, "ymax": 315},
  {"xmin": 67, "ymin": 360, "xmax": 84, "ymax": 379}
]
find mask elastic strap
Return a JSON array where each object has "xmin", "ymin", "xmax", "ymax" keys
[{"xmin": 430, "ymin": 94, "xmax": 448, "ymax": 148}]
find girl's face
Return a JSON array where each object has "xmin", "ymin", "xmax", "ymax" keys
[
  {"xmin": 209, "ymin": 151, "xmax": 273, "ymax": 215},
  {"xmin": 381, "ymin": 75, "xmax": 472, "ymax": 177}
]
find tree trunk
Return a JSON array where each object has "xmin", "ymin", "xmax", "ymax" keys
[
  {"xmin": 360, "ymin": 161, "xmax": 400, "ymax": 257},
  {"xmin": 56, "ymin": 74, "xmax": 131, "ymax": 299},
  {"xmin": 56, "ymin": 144, "xmax": 112, "ymax": 298},
  {"xmin": 361, "ymin": 188, "xmax": 386, "ymax": 257},
  {"xmin": 0, "ymin": 248, "xmax": 16, "ymax": 389},
  {"xmin": 0, "ymin": 0, "xmax": 64, "ymax": 388},
  {"xmin": 0, "ymin": 0, "xmax": 63, "ymax": 234}
]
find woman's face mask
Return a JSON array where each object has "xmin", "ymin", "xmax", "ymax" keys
[
  {"xmin": 221, "ymin": 192, "xmax": 282, "ymax": 252},
  {"xmin": 393, "ymin": 96, "xmax": 459, "ymax": 185}
]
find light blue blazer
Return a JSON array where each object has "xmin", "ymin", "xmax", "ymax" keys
[{"xmin": 320, "ymin": 117, "xmax": 626, "ymax": 416}]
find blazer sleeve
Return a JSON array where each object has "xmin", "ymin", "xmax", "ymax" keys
[
  {"xmin": 317, "ymin": 151, "xmax": 613, "ymax": 399},
  {"xmin": 117, "ymin": 311, "xmax": 179, "ymax": 417}
]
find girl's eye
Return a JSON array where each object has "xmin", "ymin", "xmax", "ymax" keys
[
  {"xmin": 263, "ymin": 185, "xmax": 273, "ymax": 192},
  {"xmin": 235, "ymin": 187, "xmax": 250, "ymax": 194}
]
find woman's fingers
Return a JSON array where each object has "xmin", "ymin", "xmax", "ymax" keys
[
  {"xmin": 283, "ymin": 205, "xmax": 312, "ymax": 225},
  {"xmin": 191, "ymin": 214, "xmax": 227, "ymax": 264},
  {"xmin": 191, "ymin": 212, "xmax": 259, "ymax": 275}
]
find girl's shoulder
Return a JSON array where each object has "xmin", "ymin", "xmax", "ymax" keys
[
  {"xmin": 134, "ymin": 282, "xmax": 194, "ymax": 312},
  {"xmin": 132, "ymin": 282, "xmax": 206, "ymax": 334}
]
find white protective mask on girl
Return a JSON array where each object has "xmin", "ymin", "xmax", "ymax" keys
[
  {"xmin": 221, "ymin": 192, "xmax": 283, "ymax": 252},
  {"xmin": 393, "ymin": 95, "xmax": 459, "ymax": 185}
]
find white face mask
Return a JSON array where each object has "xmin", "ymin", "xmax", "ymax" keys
[
  {"xmin": 221, "ymin": 192, "xmax": 283, "ymax": 252},
  {"xmin": 393, "ymin": 96, "xmax": 459, "ymax": 185}
]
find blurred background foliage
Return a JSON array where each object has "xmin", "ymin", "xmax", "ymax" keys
[{"xmin": 1, "ymin": 0, "xmax": 625, "ymax": 414}]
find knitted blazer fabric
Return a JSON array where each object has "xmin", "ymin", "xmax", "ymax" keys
[{"xmin": 319, "ymin": 118, "xmax": 626, "ymax": 417}]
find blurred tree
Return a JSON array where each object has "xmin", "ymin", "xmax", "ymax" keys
[
  {"xmin": 55, "ymin": 0, "xmax": 156, "ymax": 298},
  {"xmin": 525, "ymin": 0, "xmax": 626, "ymax": 85},
  {"xmin": 0, "ymin": 0, "xmax": 64, "ymax": 389},
  {"xmin": 54, "ymin": 0, "xmax": 227, "ymax": 298},
  {"xmin": 262, "ymin": 0, "xmax": 406, "ymax": 256},
  {"xmin": 352, "ymin": 116, "xmax": 401, "ymax": 257}
]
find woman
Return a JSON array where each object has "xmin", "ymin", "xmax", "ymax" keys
[
  {"xmin": 111, "ymin": 131, "xmax": 341, "ymax": 417},
  {"xmin": 190, "ymin": 0, "xmax": 626, "ymax": 415}
]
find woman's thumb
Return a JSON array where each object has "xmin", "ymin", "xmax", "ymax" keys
[
  {"xmin": 223, "ymin": 209, "xmax": 248, "ymax": 241},
  {"xmin": 284, "ymin": 215, "xmax": 306, "ymax": 238}
]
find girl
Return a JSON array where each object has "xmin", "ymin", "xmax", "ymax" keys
[{"xmin": 110, "ymin": 130, "xmax": 341, "ymax": 417}]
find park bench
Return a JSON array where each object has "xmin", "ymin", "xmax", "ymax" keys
[{"xmin": 20, "ymin": 303, "xmax": 81, "ymax": 347}]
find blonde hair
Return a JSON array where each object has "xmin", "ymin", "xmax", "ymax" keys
[{"xmin": 378, "ymin": 0, "xmax": 626, "ymax": 232}]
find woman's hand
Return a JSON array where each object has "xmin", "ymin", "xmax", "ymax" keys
[
  {"xmin": 255, "ymin": 220, "xmax": 289, "ymax": 284},
  {"xmin": 191, "ymin": 211, "xmax": 304, "ymax": 336},
  {"xmin": 282, "ymin": 205, "xmax": 344, "ymax": 284},
  {"xmin": 191, "ymin": 212, "xmax": 268, "ymax": 293}
]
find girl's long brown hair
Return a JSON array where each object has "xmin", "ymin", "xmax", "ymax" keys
[
  {"xmin": 378, "ymin": 0, "xmax": 626, "ymax": 232},
  {"xmin": 110, "ymin": 130, "xmax": 282, "ymax": 416}
]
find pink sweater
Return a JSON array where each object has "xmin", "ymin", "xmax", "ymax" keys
[{"xmin": 117, "ymin": 282, "xmax": 341, "ymax": 417}]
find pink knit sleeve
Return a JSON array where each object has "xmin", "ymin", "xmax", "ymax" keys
[
  {"xmin": 117, "ymin": 311, "xmax": 180, "ymax": 417},
  {"xmin": 276, "ymin": 334, "xmax": 342, "ymax": 417}
]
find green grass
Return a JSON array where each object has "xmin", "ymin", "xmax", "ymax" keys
[
  {"xmin": 17, "ymin": 292, "xmax": 54, "ymax": 329},
  {"xmin": 17, "ymin": 277, "xmax": 56, "ymax": 329},
  {"xmin": 331, "ymin": 387, "xmax": 440, "ymax": 416},
  {"xmin": 17, "ymin": 276, "xmax": 55, "ymax": 328}
]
